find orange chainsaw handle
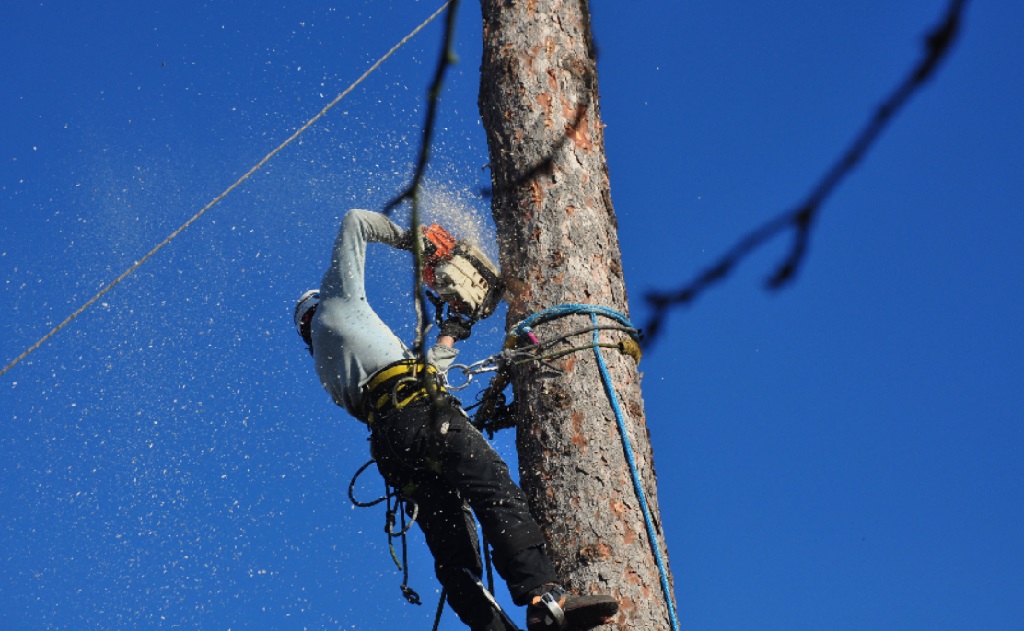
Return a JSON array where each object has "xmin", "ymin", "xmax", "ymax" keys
[
  {"xmin": 422, "ymin": 224, "xmax": 456, "ymax": 260},
  {"xmin": 420, "ymin": 224, "xmax": 456, "ymax": 289}
]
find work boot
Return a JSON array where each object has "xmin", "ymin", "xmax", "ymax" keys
[{"xmin": 525, "ymin": 584, "xmax": 618, "ymax": 630}]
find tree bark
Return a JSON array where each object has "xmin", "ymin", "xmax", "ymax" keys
[{"xmin": 478, "ymin": 1, "xmax": 677, "ymax": 628}]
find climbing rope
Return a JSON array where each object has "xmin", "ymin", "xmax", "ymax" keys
[
  {"xmin": 464, "ymin": 303, "xmax": 641, "ymax": 436},
  {"xmin": 586, "ymin": 311, "xmax": 680, "ymax": 631},
  {"xmin": 488, "ymin": 303, "xmax": 679, "ymax": 630},
  {"xmin": 0, "ymin": 2, "xmax": 451, "ymax": 379}
]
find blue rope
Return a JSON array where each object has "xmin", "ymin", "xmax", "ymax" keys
[
  {"xmin": 514, "ymin": 304, "xmax": 679, "ymax": 630},
  {"xmin": 589, "ymin": 312, "xmax": 680, "ymax": 631},
  {"xmin": 512, "ymin": 303, "xmax": 636, "ymax": 338}
]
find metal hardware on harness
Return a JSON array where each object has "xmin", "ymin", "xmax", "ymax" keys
[
  {"xmin": 538, "ymin": 590, "xmax": 567, "ymax": 628},
  {"xmin": 445, "ymin": 356, "xmax": 501, "ymax": 391}
]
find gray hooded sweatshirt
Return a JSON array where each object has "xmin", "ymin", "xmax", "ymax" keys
[{"xmin": 311, "ymin": 209, "xmax": 457, "ymax": 418}]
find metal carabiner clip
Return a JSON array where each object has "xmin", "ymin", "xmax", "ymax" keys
[
  {"xmin": 445, "ymin": 356, "xmax": 500, "ymax": 391},
  {"xmin": 445, "ymin": 364, "xmax": 475, "ymax": 391}
]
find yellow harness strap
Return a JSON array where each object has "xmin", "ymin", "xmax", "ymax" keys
[{"xmin": 362, "ymin": 360, "xmax": 445, "ymax": 424}]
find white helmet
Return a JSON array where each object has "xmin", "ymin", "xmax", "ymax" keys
[{"xmin": 294, "ymin": 289, "xmax": 321, "ymax": 342}]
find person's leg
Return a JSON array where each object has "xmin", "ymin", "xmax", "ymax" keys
[
  {"xmin": 427, "ymin": 406, "xmax": 557, "ymax": 603},
  {"xmin": 410, "ymin": 475, "xmax": 516, "ymax": 631},
  {"xmin": 427, "ymin": 406, "xmax": 619, "ymax": 629},
  {"xmin": 370, "ymin": 407, "xmax": 514, "ymax": 630}
]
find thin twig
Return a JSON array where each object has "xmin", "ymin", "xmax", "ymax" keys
[
  {"xmin": 384, "ymin": 0, "xmax": 460, "ymax": 362},
  {"xmin": 642, "ymin": 0, "xmax": 967, "ymax": 346}
]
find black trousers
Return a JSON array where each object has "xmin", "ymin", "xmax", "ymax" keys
[{"xmin": 369, "ymin": 398, "xmax": 556, "ymax": 630}]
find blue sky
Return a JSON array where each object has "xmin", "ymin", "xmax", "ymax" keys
[{"xmin": 3, "ymin": 1, "xmax": 1023, "ymax": 629}]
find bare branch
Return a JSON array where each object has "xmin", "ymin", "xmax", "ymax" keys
[
  {"xmin": 380, "ymin": 0, "xmax": 459, "ymax": 358},
  {"xmin": 642, "ymin": 0, "xmax": 968, "ymax": 346}
]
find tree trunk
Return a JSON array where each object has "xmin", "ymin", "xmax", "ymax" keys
[{"xmin": 478, "ymin": 1, "xmax": 677, "ymax": 628}]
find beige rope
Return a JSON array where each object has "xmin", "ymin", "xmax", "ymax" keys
[{"xmin": 2, "ymin": 2, "xmax": 451, "ymax": 378}]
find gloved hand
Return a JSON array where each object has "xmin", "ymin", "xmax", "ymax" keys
[
  {"xmin": 434, "ymin": 255, "xmax": 489, "ymax": 313},
  {"xmin": 440, "ymin": 315, "xmax": 473, "ymax": 342}
]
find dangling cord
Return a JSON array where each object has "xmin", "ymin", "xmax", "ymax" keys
[
  {"xmin": 482, "ymin": 534, "xmax": 495, "ymax": 595},
  {"xmin": 386, "ymin": 490, "xmax": 422, "ymax": 605},
  {"xmin": 398, "ymin": 505, "xmax": 421, "ymax": 605},
  {"xmin": 430, "ymin": 589, "xmax": 447, "ymax": 631}
]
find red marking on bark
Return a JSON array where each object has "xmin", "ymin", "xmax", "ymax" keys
[
  {"xmin": 626, "ymin": 568, "xmax": 643, "ymax": 586},
  {"xmin": 561, "ymin": 97, "xmax": 576, "ymax": 121},
  {"xmin": 570, "ymin": 410, "xmax": 586, "ymax": 448},
  {"xmin": 536, "ymin": 93, "xmax": 555, "ymax": 129},
  {"xmin": 610, "ymin": 497, "xmax": 627, "ymax": 518},
  {"xmin": 530, "ymin": 179, "xmax": 545, "ymax": 206},
  {"xmin": 564, "ymin": 105, "xmax": 592, "ymax": 152},
  {"xmin": 623, "ymin": 529, "xmax": 637, "ymax": 545},
  {"xmin": 579, "ymin": 542, "xmax": 613, "ymax": 562}
]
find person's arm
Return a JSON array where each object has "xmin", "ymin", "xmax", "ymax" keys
[
  {"xmin": 319, "ymin": 209, "xmax": 408, "ymax": 301},
  {"xmin": 426, "ymin": 316, "xmax": 475, "ymax": 372},
  {"xmin": 425, "ymin": 336, "xmax": 459, "ymax": 373}
]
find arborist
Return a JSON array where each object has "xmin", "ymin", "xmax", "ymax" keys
[{"xmin": 294, "ymin": 209, "xmax": 618, "ymax": 631}]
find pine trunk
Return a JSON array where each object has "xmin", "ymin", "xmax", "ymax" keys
[{"xmin": 478, "ymin": 1, "xmax": 677, "ymax": 628}]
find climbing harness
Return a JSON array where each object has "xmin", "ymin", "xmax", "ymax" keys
[
  {"xmin": 348, "ymin": 303, "xmax": 675, "ymax": 629},
  {"xmin": 360, "ymin": 359, "xmax": 447, "ymax": 425},
  {"xmin": 348, "ymin": 356, "xmax": 465, "ymax": 617},
  {"xmin": 349, "ymin": 352, "xmax": 512, "ymax": 629}
]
